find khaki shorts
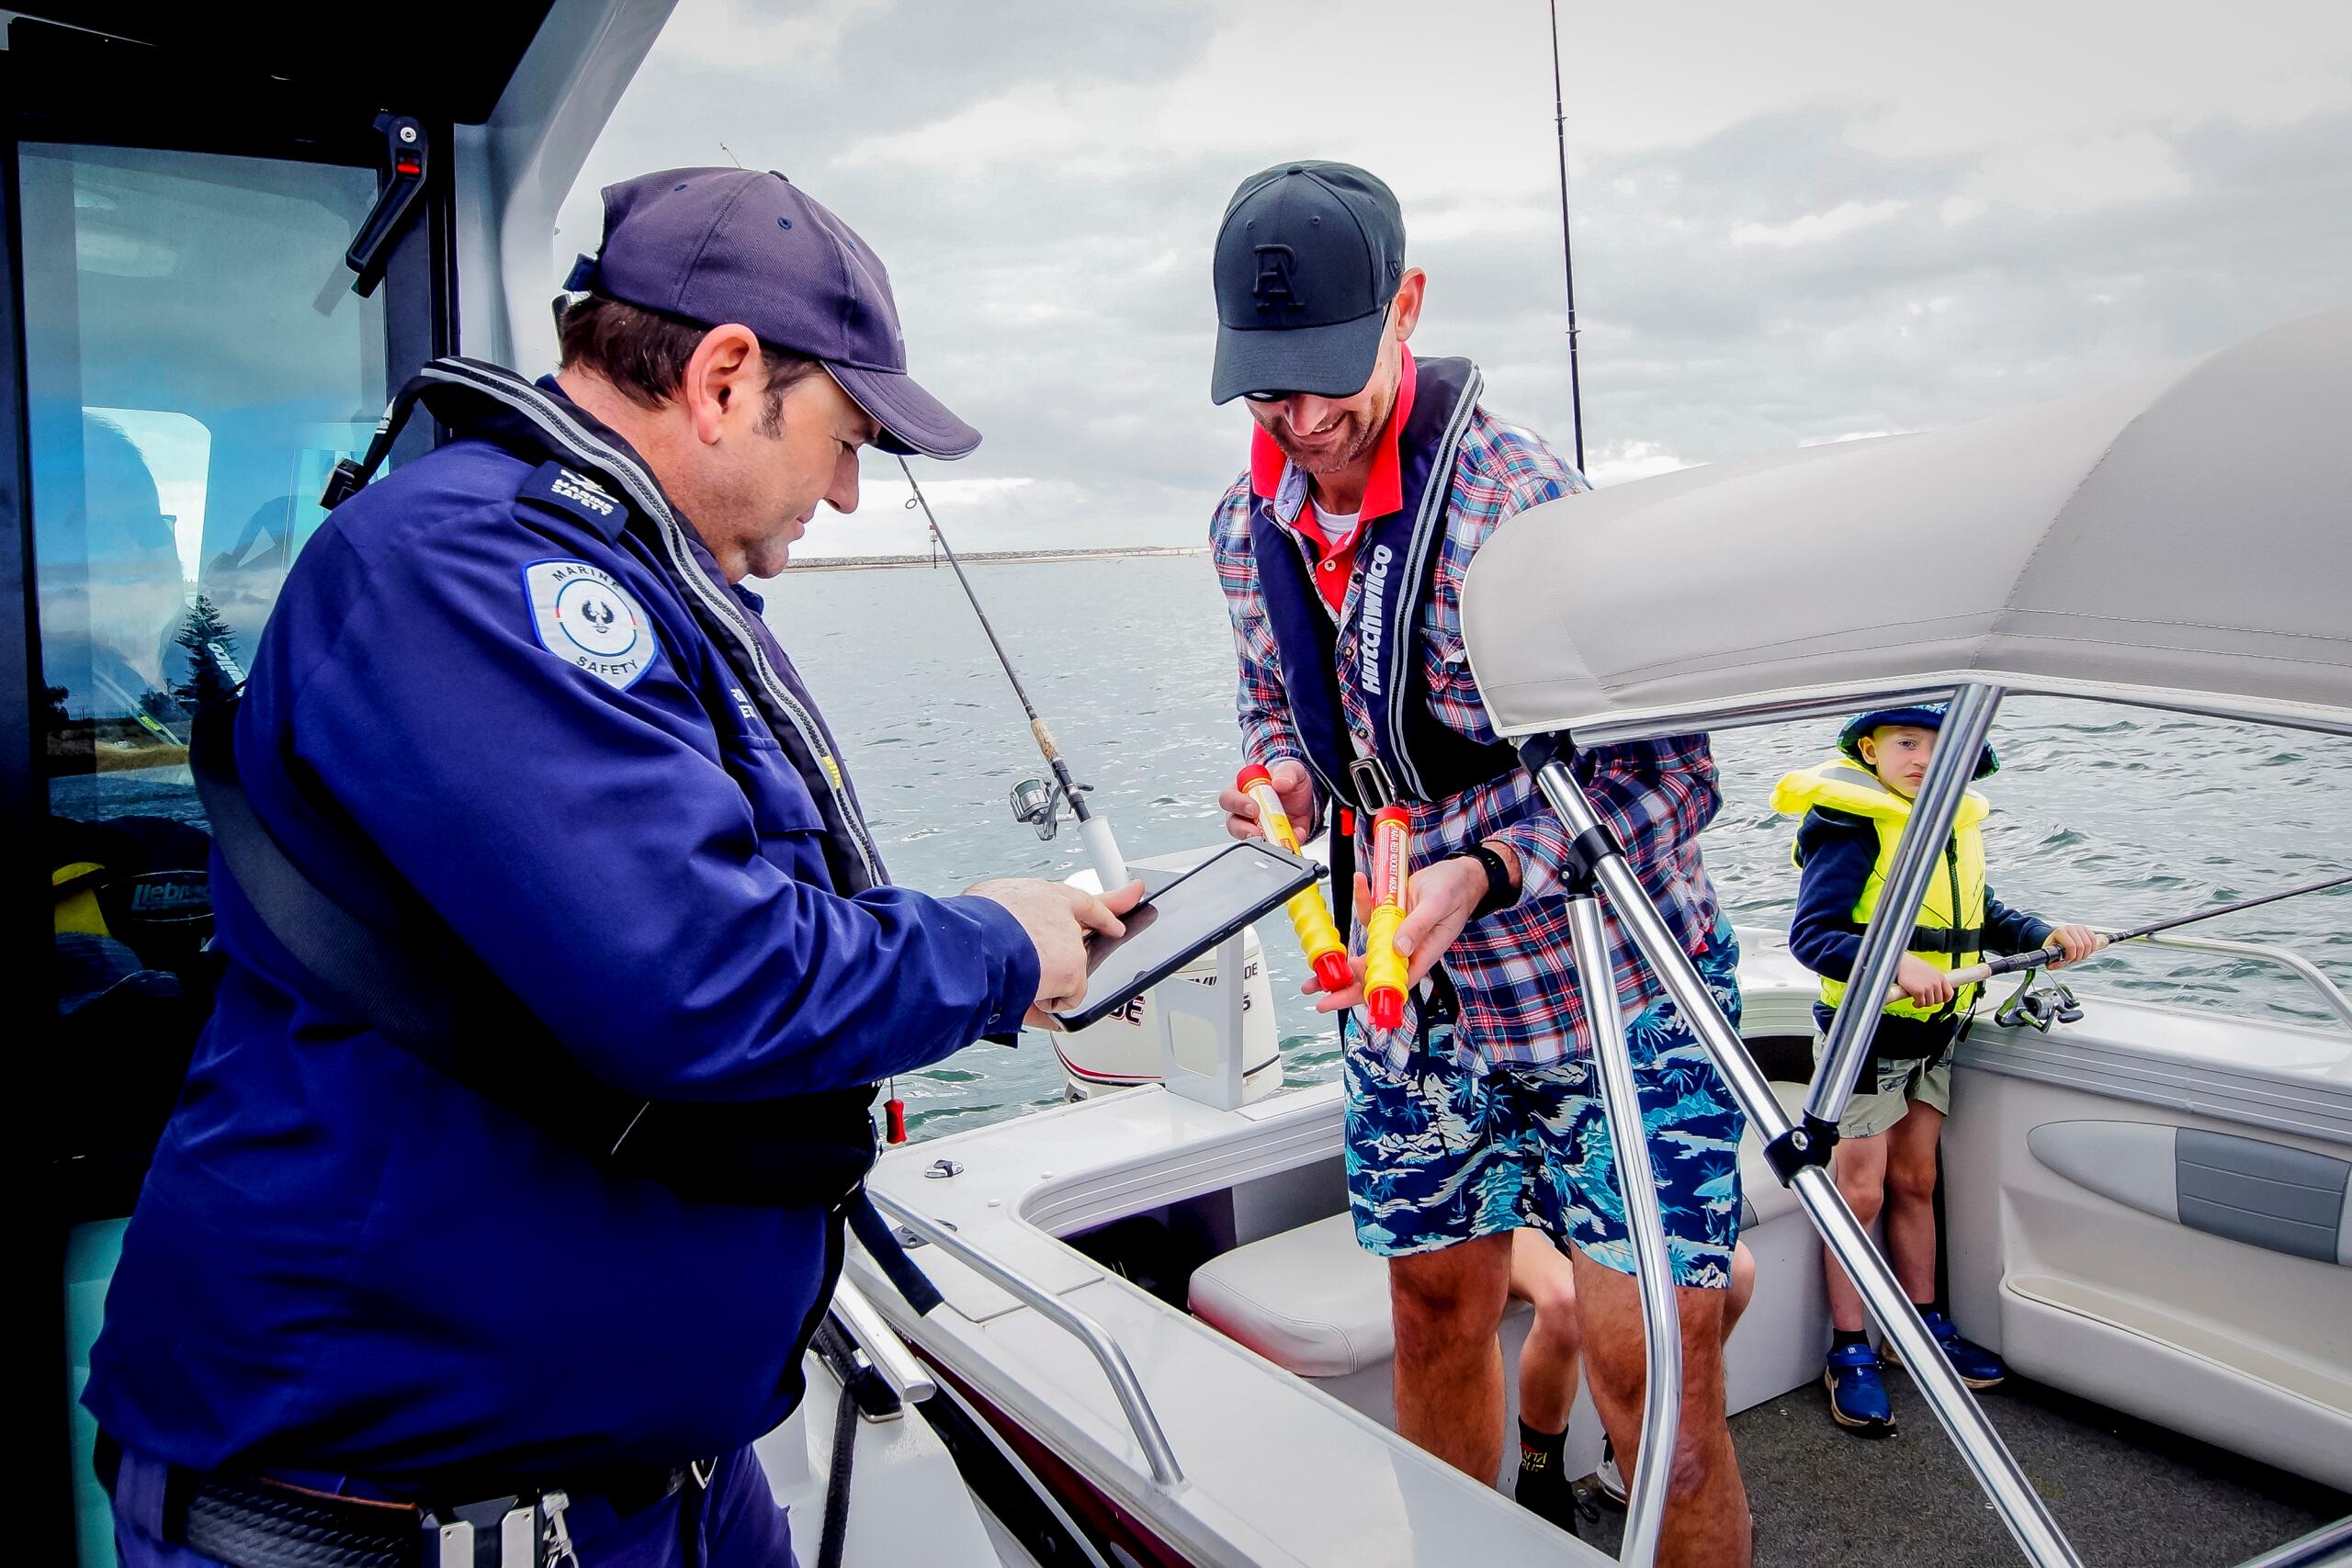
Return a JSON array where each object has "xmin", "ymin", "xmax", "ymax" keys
[{"xmin": 1814, "ymin": 1036, "xmax": 1952, "ymax": 1140}]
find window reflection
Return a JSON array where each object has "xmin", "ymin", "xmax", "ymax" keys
[{"xmin": 18, "ymin": 141, "xmax": 383, "ymax": 1154}]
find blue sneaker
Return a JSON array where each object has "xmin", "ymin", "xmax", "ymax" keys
[
  {"xmin": 1824, "ymin": 1341, "xmax": 1896, "ymax": 1436},
  {"xmin": 1894, "ymin": 1310, "xmax": 2007, "ymax": 1389}
]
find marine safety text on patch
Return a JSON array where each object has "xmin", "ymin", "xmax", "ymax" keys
[{"xmin": 525, "ymin": 559, "xmax": 658, "ymax": 691}]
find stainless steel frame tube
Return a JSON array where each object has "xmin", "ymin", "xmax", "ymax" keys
[
  {"xmin": 2234, "ymin": 1514, "xmax": 2352, "ymax": 1568},
  {"xmin": 1804, "ymin": 682, "xmax": 2004, "ymax": 1127},
  {"xmin": 1564, "ymin": 892, "xmax": 1681, "ymax": 1567},
  {"xmin": 1531, "ymin": 757, "xmax": 2082, "ymax": 1568}
]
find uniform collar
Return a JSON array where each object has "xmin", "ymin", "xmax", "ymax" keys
[
  {"xmin": 1249, "ymin": 345, "xmax": 1419, "ymax": 528},
  {"xmin": 528, "ymin": 375, "xmax": 657, "ymax": 544}
]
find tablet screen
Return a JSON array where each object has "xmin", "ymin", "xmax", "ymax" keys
[{"xmin": 1057, "ymin": 840, "xmax": 1318, "ymax": 1031}]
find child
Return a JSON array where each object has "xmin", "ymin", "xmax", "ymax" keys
[{"xmin": 1770, "ymin": 705, "xmax": 2100, "ymax": 1437}]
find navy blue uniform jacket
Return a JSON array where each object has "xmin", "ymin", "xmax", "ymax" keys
[{"xmin": 85, "ymin": 386, "xmax": 1040, "ymax": 1480}]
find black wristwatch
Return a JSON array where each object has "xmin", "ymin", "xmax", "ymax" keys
[{"xmin": 1466, "ymin": 841, "xmax": 1518, "ymax": 919}]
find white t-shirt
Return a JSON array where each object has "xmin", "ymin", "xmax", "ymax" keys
[{"xmin": 1306, "ymin": 500, "xmax": 1362, "ymax": 626}]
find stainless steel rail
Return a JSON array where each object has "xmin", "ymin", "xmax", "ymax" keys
[
  {"xmin": 830, "ymin": 1274, "xmax": 937, "ymax": 1408},
  {"xmin": 1564, "ymin": 894, "xmax": 1681, "ymax": 1567},
  {"xmin": 1532, "ymin": 700, "xmax": 2086, "ymax": 1568},
  {"xmin": 865, "ymin": 1190, "xmax": 1185, "ymax": 1489},
  {"xmin": 2234, "ymin": 1514, "xmax": 2352, "ymax": 1568},
  {"xmin": 2142, "ymin": 931, "xmax": 2352, "ymax": 1032}
]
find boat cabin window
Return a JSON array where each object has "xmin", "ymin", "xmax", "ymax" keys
[{"xmin": 18, "ymin": 143, "xmax": 388, "ymax": 1174}]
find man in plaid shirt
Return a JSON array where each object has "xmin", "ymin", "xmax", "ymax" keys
[{"xmin": 1206, "ymin": 162, "xmax": 1753, "ymax": 1563}]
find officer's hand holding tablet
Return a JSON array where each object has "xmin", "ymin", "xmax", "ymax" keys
[
  {"xmin": 964, "ymin": 875, "xmax": 1148, "ymax": 1025},
  {"xmin": 969, "ymin": 840, "xmax": 1317, "ymax": 1031}
]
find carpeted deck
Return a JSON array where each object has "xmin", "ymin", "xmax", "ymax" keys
[{"xmin": 1570, "ymin": 1366, "xmax": 2347, "ymax": 1566}]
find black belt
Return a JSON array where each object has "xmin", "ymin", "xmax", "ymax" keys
[{"xmin": 95, "ymin": 1432, "xmax": 704, "ymax": 1567}]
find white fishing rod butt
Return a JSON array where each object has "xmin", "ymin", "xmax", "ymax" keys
[{"xmin": 1078, "ymin": 814, "xmax": 1129, "ymax": 890}]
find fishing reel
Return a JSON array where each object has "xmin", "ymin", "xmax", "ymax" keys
[
  {"xmin": 1995, "ymin": 973, "xmax": 2083, "ymax": 1032},
  {"xmin": 1010, "ymin": 777, "xmax": 1091, "ymax": 841}
]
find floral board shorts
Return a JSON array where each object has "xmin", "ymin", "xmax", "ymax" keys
[{"xmin": 1340, "ymin": 919, "xmax": 1747, "ymax": 1289}]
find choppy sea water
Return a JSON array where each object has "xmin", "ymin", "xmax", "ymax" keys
[{"xmin": 764, "ymin": 554, "xmax": 2352, "ymax": 1143}]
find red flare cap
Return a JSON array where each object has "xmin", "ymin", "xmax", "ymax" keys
[
  {"xmin": 1369, "ymin": 987, "xmax": 1404, "ymax": 1031},
  {"xmin": 1312, "ymin": 951, "xmax": 1354, "ymax": 993},
  {"xmin": 1236, "ymin": 762, "xmax": 1272, "ymax": 789}
]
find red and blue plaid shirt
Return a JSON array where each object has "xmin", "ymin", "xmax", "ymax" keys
[{"xmin": 1212, "ymin": 387, "xmax": 1723, "ymax": 1072}]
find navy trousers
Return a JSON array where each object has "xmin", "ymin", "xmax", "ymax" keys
[{"xmin": 108, "ymin": 1444, "xmax": 795, "ymax": 1567}]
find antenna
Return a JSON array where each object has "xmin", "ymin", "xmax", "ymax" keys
[{"xmin": 1548, "ymin": 0, "xmax": 1588, "ymax": 475}]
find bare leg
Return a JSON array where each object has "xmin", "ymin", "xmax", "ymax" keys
[
  {"xmin": 1882, "ymin": 1102, "xmax": 1947, "ymax": 1304},
  {"xmin": 1825, "ymin": 1131, "xmax": 1891, "ymax": 1334},
  {"xmin": 1390, "ymin": 1232, "xmax": 1514, "ymax": 1480},
  {"xmin": 1728, "ymin": 1237, "xmax": 1757, "ymax": 1335},
  {"xmin": 1574, "ymin": 1247, "xmax": 1751, "ymax": 1568},
  {"xmin": 1510, "ymin": 1229, "xmax": 1582, "ymax": 1434}
]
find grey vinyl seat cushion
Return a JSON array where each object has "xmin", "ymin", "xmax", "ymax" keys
[
  {"xmin": 1190, "ymin": 1120, "xmax": 1800, "ymax": 1381},
  {"xmin": 1190, "ymin": 1213, "xmax": 1390, "ymax": 1378}
]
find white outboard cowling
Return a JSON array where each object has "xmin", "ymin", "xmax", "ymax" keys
[{"xmin": 1057, "ymin": 868, "xmax": 1283, "ymax": 1103}]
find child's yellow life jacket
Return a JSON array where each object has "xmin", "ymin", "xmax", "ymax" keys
[{"xmin": 1770, "ymin": 756, "xmax": 1990, "ymax": 1021}]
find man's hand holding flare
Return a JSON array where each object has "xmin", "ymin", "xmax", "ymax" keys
[{"xmin": 1232, "ymin": 763, "xmax": 1353, "ymax": 994}]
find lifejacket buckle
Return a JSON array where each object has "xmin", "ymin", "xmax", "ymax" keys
[{"xmin": 1348, "ymin": 757, "xmax": 1398, "ymax": 813}]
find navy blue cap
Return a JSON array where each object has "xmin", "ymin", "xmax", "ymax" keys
[
  {"xmin": 565, "ymin": 167, "xmax": 978, "ymax": 459},
  {"xmin": 1838, "ymin": 704, "xmax": 1999, "ymax": 779},
  {"xmin": 1210, "ymin": 162, "xmax": 1406, "ymax": 406}
]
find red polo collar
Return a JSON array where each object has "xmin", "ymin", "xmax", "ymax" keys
[
  {"xmin": 1250, "ymin": 347, "xmax": 1418, "ymax": 615},
  {"xmin": 1249, "ymin": 345, "xmax": 1419, "ymax": 517}
]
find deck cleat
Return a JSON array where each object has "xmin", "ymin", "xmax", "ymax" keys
[
  {"xmin": 1825, "ymin": 1341, "xmax": 1897, "ymax": 1436},
  {"xmin": 1886, "ymin": 1311, "xmax": 2008, "ymax": 1390}
]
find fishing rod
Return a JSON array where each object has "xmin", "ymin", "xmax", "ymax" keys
[
  {"xmin": 1547, "ymin": 0, "xmax": 1586, "ymax": 474},
  {"xmin": 1901, "ymin": 868, "xmax": 2352, "ymax": 998},
  {"xmin": 897, "ymin": 457, "xmax": 1129, "ymax": 888}
]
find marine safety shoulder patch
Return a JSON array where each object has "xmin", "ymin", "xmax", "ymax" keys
[
  {"xmin": 524, "ymin": 559, "xmax": 659, "ymax": 691},
  {"xmin": 517, "ymin": 460, "xmax": 628, "ymax": 535}
]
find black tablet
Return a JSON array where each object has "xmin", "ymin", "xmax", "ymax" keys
[{"xmin": 1054, "ymin": 840, "xmax": 1320, "ymax": 1032}]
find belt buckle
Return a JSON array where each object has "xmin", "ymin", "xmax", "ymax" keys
[
  {"xmin": 1347, "ymin": 757, "xmax": 1397, "ymax": 812},
  {"xmin": 423, "ymin": 1496, "xmax": 537, "ymax": 1566}
]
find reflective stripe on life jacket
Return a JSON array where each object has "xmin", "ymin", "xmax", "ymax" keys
[{"xmin": 1770, "ymin": 756, "xmax": 1990, "ymax": 1021}]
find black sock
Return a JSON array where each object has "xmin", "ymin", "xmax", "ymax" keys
[
  {"xmin": 1518, "ymin": 1418, "xmax": 1566, "ymax": 1473},
  {"xmin": 1832, "ymin": 1328, "xmax": 1871, "ymax": 1353},
  {"xmin": 1912, "ymin": 1297, "xmax": 1942, "ymax": 1318}
]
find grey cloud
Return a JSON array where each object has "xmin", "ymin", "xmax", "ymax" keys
[
  {"xmin": 562, "ymin": 19, "xmax": 2352, "ymax": 553},
  {"xmin": 831, "ymin": 0, "xmax": 1217, "ymax": 121}
]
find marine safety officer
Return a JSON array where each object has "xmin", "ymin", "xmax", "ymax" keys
[
  {"xmin": 85, "ymin": 167, "xmax": 1139, "ymax": 1566},
  {"xmin": 1207, "ymin": 162, "xmax": 1754, "ymax": 1562}
]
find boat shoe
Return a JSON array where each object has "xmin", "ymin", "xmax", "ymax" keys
[
  {"xmin": 1884, "ymin": 1310, "xmax": 2008, "ymax": 1390},
  {"xmin": 1825, "ymin": 1341, "xmax": 1897, "ymax": 1436}
]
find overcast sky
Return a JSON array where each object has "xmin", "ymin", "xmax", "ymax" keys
[{"xmin": 557, "ymin": 0, "xmax": 2352, "ymax": 559}]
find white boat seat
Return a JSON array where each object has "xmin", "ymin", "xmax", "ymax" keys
[
  {"xmin": 1189, "ymin": 1081, "xmax": 1815, "ymax": 1387},
  {"xmin": 1189, "ymin": 1213, "xmax": 1393, "ymax": 1378}
]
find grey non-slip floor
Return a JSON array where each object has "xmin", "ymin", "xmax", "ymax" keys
[{"xmin": 1573, "ymin": 1366, "xmax": 2348, "ymax": 1566}]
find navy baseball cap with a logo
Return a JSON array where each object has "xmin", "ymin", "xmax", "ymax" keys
[
  {"xmin": 1210, "ymin": 162, "xmax": 1406, "ymax": 406},
  {"xmin": 565, "ymin": 167, "xmax": 979, "ymax": 459}
]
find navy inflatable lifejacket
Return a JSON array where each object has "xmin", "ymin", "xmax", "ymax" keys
[{"xmin": 1247, "ymin": 355, "xmax": 1518, "ymax": 810}]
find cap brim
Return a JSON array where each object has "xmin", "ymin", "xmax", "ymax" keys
[
  {"xmin": 829, "ymin": 363, "xmax": 981, "ymax": 460},
  {"xmin": 1210, "ymin": 308, "xmax": 1388, "ymax": 406}
]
